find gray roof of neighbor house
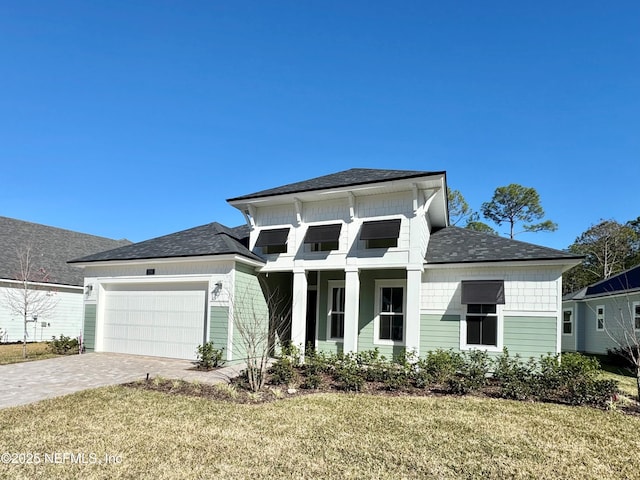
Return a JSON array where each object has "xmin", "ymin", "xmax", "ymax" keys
[
  {"xmin": 564, "ymin": 264, "xmax": 640, "ymax": 301},
  {"xmin": 0, "ymin": 216, "xmax": 131, "ymax": 287},
  {"xmin": 227, "ymin": 168, "xmax": 446, "ymax": 201},
  {"xmin": 69, "ymin": 222, "xmax": 262, "ymax": 264},
  {"xmin": 426, "ymin": 227, "xmax": 583, "ymax": 264}
]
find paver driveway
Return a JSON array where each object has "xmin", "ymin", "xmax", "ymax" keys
[{"xmin": 0, "ymin": 352, "xmax": 242, "ymax": 409}]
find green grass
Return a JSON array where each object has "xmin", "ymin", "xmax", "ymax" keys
[
  {"xmin": 0, "ymin": 342, "xmax": 58, "ymax": 365},
  {"xmin": 0, "ymin": 387, "xmax": 639, "ymax": 479}
]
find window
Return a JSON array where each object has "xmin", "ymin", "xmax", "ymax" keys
[
  {"xmin": 563, "ymin": 309, "xmax": 573, "ymax": 335},
  {"xmin": 304, "ymin": 224, "xmax": 341, "ymax": 252},
  {"xmin": 361, "ymin": 219, "xmax": 401, "ymax": 249},
  {"xmin": 596, "ymin": 305, "xmax": 605, "ymax": 331},
  {"xmin": 375, "ymin": 281, "xmax": 405, "ymax": 343},
  {"xmin": 327, "ymin": 282, "xmax": 345, "ymax": 340},
  {"xmin": 255, "ymin": 228, "xmax": 289, "ymax": 255},
  {"xmin": 465, "ymin": 304, "xmax": 498, "ymax": 347},
  {"xmin": 634, "ymin": 302, "xmax": 640, "ymax": 331}
]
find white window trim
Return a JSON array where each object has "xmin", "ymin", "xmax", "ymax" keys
[
  {"xmin": 633, "ymin": 302, "xmax": 640, "ymax": 331},
  {"xmin": 596, "ymin": 304, "xmax": 605, "ymax": 331},
  {"xmin": 373, "ymin": 279, "xmax": 406, "ymax": 346},
  {"xmin": 562, "ymin": 308, "xmax": 573, "ymax": 336},
  {"xmin": 326, "ymin": 281, "xmax": 345, "ymax": 342},
  {"xmin": 460, "ymin": 303, "xmax": 504, "ymax": 353}
]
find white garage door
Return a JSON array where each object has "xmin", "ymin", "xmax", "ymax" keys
[{"xmin": 102, "ymin": 286, "xmax": 206, "ymax": 360}]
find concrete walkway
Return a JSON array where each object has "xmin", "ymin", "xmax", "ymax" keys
[{"xmin": 0, "ymin": 352, "xmax": 244, "ymax": 409}]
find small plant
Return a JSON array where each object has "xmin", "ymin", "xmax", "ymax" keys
[
  {"xmin": 215, "ymin": 382, "xmax": 239, "ymax": 399},
  {"xmin": 301, "ymin": 372, "xmax": 323, "ymax": 390},
  {"xmin": 47, "ymin": 335, "xmax": 80, "ymax": 355},
  {"xmin": 333, "ymin": 355, "xmax": 366, "ymax": 391},
  {"xmin": 417, "ymin": 349, "xmax": 464, "ymax": 386},
  {"xmin": 195, "ymin": 341, "xmax": 225, "ymax": 370},
  {"xmin": 269, "ymin": 387, "xmax": 285, "ymax": 399}
]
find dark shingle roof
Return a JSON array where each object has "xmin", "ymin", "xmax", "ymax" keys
[
  {"xmin": 0, "ymin": 216, "xmax": 131, "ymax": 286},
  {"xmin": 69, "ymin": 222, "xmax": 261, "ymax": 264},
  {"xmin": 426, "ymin": 227, "xmax": 583, "ymax": 264},
  {"xmin": 227, "ymin": 168, "xmax": 445, "ymax": 201}
]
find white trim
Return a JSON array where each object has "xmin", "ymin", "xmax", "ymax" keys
[
  {"xmin": 460, "ymin": 303, "xmax": 504, "ymax": 353},
  {"xmin": 326, "ymin": 281, "xmax": 345, "ymax": 341},
  {"xmin": 596, "ymin": 304, "xmax": 605, "ymax": 331},
  {"xmin": 227, "ymin": 268, "xmax": 235, "ymax": 362},
  {"xmin": 424, "ymin": 258, "xmax": 582, "ymax": 270},
  {"xmin": 72, "ymin": 254, "xmax": 264, "ymax": 269},
  {"xmin": 373, "ymin": 279, "xmax": 407, "ymax": 346},
  {"xmin": 0, "ymin": 278, "xmax": 83, "ymax": 291}
]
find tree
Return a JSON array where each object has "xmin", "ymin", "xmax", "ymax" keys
[
  {"xmin": 447, "ymin": 188, "xmax": 473, "ymax": 226},
  {"xmin": 464, "ymin": 213, "xmax": 497, "ymax": 234},
  {"xmin": 565, "ymin": 220, "xmax": 637, "ymax": 292},
  {"xmin": 602, "ymin": 295, "xmax": 640, "ymax": 400},
  {"xmin": 480, "ymin": 184, "xmax": 558, "ymax": 239},
  {"xmin": 2, "ymin": 245, "xmax": 58, "ymax": 358},
  {"xmin": 231, "ymin": 276, "xmax": 291, "ymax": 392}
]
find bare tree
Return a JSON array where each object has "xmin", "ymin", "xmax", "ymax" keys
[
  {"xmin": 230, "ymin": 276, "xmax": 291, "ymax": 392},
  {"xmin": 603, "ymin": 295, "xmax": 640, "ymax": 400},
  {"xmin": 3, "ymin": 245, "xmax": 59, "ymax": 358}
]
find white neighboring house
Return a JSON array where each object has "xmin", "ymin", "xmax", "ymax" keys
[
  {"xmin": 0, "ymin": 217, "xmax": 130, "ymax": 343},
  {"xmin": 70, "ymin": 168, "xmax": 583, "ymax": 362}
]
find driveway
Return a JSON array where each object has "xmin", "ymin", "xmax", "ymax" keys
[{"xmin": 0, "ymin": 352, "xmax": 243, "ymax": 409}]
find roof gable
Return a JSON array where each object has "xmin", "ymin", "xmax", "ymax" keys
[
  {"xmin": 426, "ymin": 227, "xmax": 583, "ymax": 264},
  {"xmin": 0, "ymin": 216, "xmax": 131, "ymax": 287},
  {"xmin": 227, "ymin": 168, "xmax": 445, "ymax": 201},
  {"xmin": 70, "ymin": 222, "xmax": 261, "ymax": 264}
]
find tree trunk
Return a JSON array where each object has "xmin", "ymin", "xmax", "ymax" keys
[
  {"xmin": 22, "ymin": 311, "xmax": 27, "ymax": 359},
  {"xmin": 636, "ymin": 366, "xmax": 640, "ymax": 402}
]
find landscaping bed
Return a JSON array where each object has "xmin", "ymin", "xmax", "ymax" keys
[{"xmin": 126, "ymin": 347, "xmax": 640, "ymax": 415}]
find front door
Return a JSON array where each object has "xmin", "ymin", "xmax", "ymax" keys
[{"xmin": 305, "ymin": 290, "xmax": 317, "ymax": 351}]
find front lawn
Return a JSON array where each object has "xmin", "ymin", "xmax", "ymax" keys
[
  {"xmin": 0, "ymin": 342, "xmax": 58, "ymax": 365},
  {"xmin": 0, "ymin": 387, "xmax": 638, "ymax": 479}
]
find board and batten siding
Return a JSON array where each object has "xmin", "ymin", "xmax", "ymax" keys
[
  {"xmin": 83, "ymin": 304, "xmax": 97, "ymax": 351},
  {"xmin": 231, "ymin": 262, "xmax": 269, "ymax": 363}
]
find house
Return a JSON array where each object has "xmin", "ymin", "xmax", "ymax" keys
[
  {"xmin": 562, "ymin": 264, "xmax": 640, "ymax": 354},
  {"xmin": 0, "ymin": 216, "xmax": 130, "ymax": 343},
  {"xmin": 70, "ymin": 168, "xmax": 582, "ymax": 361}
]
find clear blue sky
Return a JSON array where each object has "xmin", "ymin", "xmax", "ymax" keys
[{"xmin": 1, "ymin": 1, "xmax": 638, "ymax": 250}]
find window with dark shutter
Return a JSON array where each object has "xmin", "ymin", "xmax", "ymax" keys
[{"xmin": 360, "ymin": 219, "xmax": 401, "ymax": 249}]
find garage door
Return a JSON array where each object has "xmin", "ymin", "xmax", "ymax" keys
[{"xmin": 102, "ymin": 286, "xmax": 206, "ymax": 360}]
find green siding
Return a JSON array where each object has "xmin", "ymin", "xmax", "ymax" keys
[
  {"xmin": 420, "ymin": 314, "xmax": 460, "ymax": 352},
  {"xmin": 83, "ymin": 304, "xmax": 96, "ymax": 352},
  {"xmin": 357, "ymin": 269, "xmax": 405, "ymax": 357},
  {"xmin": 209, "ymin": 306, "xmax": 229, "ymax": 360},
  {"xmin": 503, "ymin": 316, "xmax": 558, "ymax": 358},
  {"xmin": 232, "ymin": 262, "xmax": 269, "ymax": 363}
]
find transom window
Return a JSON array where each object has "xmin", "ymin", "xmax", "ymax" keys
[
  {"xmin": 466, "ymin": 304, "xmax": 498, "ymax": 347},
  {"xmin": 563, "ymin": 310, "xmax": 573, "ymax": 335},
  {"xmin": 596, "ymin": 305, "xmax": 605, "ymax": 331},
  {"xmin": 329, "ymin": 285, "xmax": 345, "ymax": 339},
  {"xmin": 377, "ymin": 285, "xmax": 404, "ymax": 342}
]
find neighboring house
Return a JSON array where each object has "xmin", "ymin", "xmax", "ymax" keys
[
  {"xmin": 562, "ymin": 264, "xmax": 640, "ymax": 354},
  {"xmin": 70, "ymin": 168, "xmax": 582, "ymax": 361},
  {"xmin": 0, "ymin": 217, "xmax": 130, "ymax": 343}
]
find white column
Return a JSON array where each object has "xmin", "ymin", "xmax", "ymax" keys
[
  {"xmin": 343, "ymin": 267, "xmax": 360, "ymax": 354},
  {"xmin": 291, "ymin": 269, "xmax": 307, "ymax": 349},
  {"xmin": 405, "ymin": 268, "xmax": 422, "ymax": 356}
]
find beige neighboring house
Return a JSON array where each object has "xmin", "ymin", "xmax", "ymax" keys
[{"xmin": 0, "ymin": 216, "xmax": 130, "ymax": 343}]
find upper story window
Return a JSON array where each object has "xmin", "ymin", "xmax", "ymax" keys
[
  {"xmin": 360, "ymin": 219, "xmax": 401, "ymax": 249},
  {"xmin": 596, "ymin": 305, "xmax": 605, "ymax": 331},
  {"xmin": 255, "ymin": 228, "xmax": 290, "ymax": 255},
  {"xmin": 304, "ymin": 224, "xmax": 341, "ymax": 252}
]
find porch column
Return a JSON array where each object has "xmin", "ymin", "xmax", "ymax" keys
[
  {"xmin": 291, "ymin": 268, "xmax": 307, "ymax": 349},
  {"xmin": 405, "ymin": 267, "xmax": 422, "ymax": 356},
  {"xmin": 343, "ymin": 267, "xmax": 360, "ymax": 354}
]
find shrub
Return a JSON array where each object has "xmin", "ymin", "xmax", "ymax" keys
[
  {"xmin": 566, "ymin": 379, "xmax": 619, "ymax": 407},
  {"xmin": 493, "ymin": 348, "xmax": 536, "ymax": 400},
  {"xmin": 48, "ymin": 335, "xmax": 79, "ymax": 355},
  {"xmin": 417, "ymin": 349, "xmax": 464, "ymax": 386},
  {"xmin": 333, "ymin": 355, "xmax": 365, "ymax": 391},
  {"xmin": 195, "ymin": 341, "xmax": 225, "ymax": 369},
  {"xmin": 460, "ymin": 350, "xmax": 492, "ymax": 391},
  {"xmin": 301, "ymin": 372, "xmax": 323, "ymax": 390},
  {"xmin": 269, "ymin": 358, "xmax": 296, "ymax": 385}
]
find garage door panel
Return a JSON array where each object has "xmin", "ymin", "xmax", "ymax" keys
[{"xmin": 102, "ymin": 286, "xmax": 206, "ymax": 360}]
